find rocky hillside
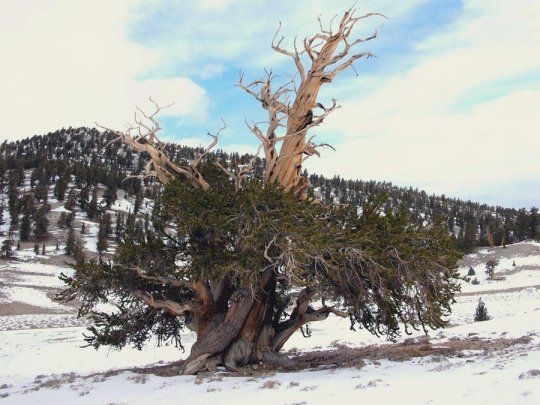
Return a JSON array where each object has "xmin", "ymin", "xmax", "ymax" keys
[{"xmin": 0, "ymin": 127, "xmax": 538, "ymax": 262}]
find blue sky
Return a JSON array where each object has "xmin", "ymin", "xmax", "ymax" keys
[{"xmin": 1, "ymin": 0, "xmax": 538, "ymax": 208}]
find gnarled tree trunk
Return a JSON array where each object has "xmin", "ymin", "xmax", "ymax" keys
[{"xmin": 175, "ymin": 276, "xmax": 346, "ymax": 374}]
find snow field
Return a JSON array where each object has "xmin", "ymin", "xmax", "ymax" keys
[{"xmin": 0, "ymin": 242, "xmax": 538, "ymax": 403}]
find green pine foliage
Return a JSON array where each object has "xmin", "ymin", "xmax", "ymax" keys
[
  {"xmin": 19, "ymin": 214, "xmax": 31, "ymax": 241},
  {"xmin": 1, "ymin": 232, "xmax": 14, "ymax": 258},
  {"xmin": 33, "ymin": 205, "xmax": 49, "ymax": 239},
  {"xmin": 59, "ymin": 162, "xmax": 461, "ymax": 350},
  {"xmin": 97, "ymin": 216, "xmax": 109, "ymax": 255},
  {"xmin": 65, "ymin": 227, "xmax": 76, "ymax": 255},
  {"xmin": 474, "ymin": 298, "xmax": 490, "ymax": 322}
]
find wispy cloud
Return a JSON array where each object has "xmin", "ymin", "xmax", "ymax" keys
[
  {"xmin": 129, "ymin": 0, "xmax": 425, "ymax": 77},
  {"xmin": 307, "ymin": 0, "xmax": 540, "ymax": 207},
  {"xmin": 0, "ymin": 0, "xmax": 208, "ymax": 140}
]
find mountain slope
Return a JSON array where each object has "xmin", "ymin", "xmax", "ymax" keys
[{"xmin": 0, "ymin": 127, "xmax": 538, "ymax": 264}]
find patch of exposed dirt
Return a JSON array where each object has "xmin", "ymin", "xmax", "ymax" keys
[
  {"xmin": 0, "ymin": 301, "xmax": 70, "ymax": 316},
  {"xmin": 457, "ymin": 284, "xmax": 540, "ymax": 297},
  {"xmin": 136, "ymin": 334, "xmax": 536, "ymax": 378},
  {"xmin": 35, "ymin": 255, "xmax": 76, "ymax": 267},
  {"xmin": 458, "ymin": 243, "xmax": 540, "ymax": 269},
  {"xmin": 498, "ymin": 265, "xmax": 539, "ymax": 276},
  {"xmin": 287, "ymin": 335, "xmax": 534, "ymax": 371},
  {"xmin": 8, "ymin": 334, "xmax": 536, "ymax": 393},
  {"xmin": 0, "ymin": 271, "xmax": 21, "ymax": 284}
]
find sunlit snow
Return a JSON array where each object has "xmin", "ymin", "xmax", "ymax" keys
[{"xmin": 0, "ymin": 242, "xmax": 539, "ymax": 404}]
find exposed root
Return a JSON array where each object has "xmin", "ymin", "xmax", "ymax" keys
[{"xmin": 260, "ymin": 350, "xmax": 296, "ymax": 369}]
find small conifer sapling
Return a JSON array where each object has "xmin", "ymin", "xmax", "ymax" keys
[{"xmin": 474, "ymin": 298, "xmax": 490, "ymax": 322}]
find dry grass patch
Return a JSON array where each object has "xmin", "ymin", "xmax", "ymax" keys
[{"xmin": 260, "ymin": 380, "xmax": 281, "ymax": 389}]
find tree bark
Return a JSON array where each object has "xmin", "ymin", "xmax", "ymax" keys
[
  {"xmin": 180, "ymin": 281, "xmax": 348, "ymax": 374},
  {"xmin": 182, "ymin": 287, "xmax": 253, "ymax": 374}
]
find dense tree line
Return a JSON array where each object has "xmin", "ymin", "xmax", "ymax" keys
[{"xmin": 0, "ymin": 127, "xmax": 538, "ymax": 253}]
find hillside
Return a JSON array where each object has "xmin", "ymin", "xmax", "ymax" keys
[
  {"xmin": 0, "ymin": 242, "xmax": 539, "ymax": 403},
  {"xmin": 1, "ymin": 128, "xmax": 539, "ymax": 403},
  {"xmin": 1, "ymin": 127, "xmax": 538, "ymax": 264}
]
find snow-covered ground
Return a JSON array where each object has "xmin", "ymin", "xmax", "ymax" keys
[{"xmin": 0, "ymin": 242, "xmax": 539, "ymax": 404}]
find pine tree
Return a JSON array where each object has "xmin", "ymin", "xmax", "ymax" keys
[
  {"xmin": 53, "ymin": 174, "xmax": 69, "ymax": 201},
  {"xmin": 65, "ymin": 188, "xmax": 77, "ymax": 211},
  {"xmin": 125, "ymin": 211, "xmax": 135, "ymax": 237},
  {"xmin": 79, "ymin": 184, "xmax": 90, "ymax": 210},
  {"xmin": 474, "ymin": 298, "xmax": 490, "ymax": 322},
  {"xmin": 87, "ymin": 187, "xmax": 99, "ymax": 220},
  {"xmin": 33, "ymin": 205, "xmax": 49, "ymax": 239},
  {"xmin": 461, "ymin": 219, "xmax": 477, "ymax": 252},
  {"xmin": 13, "ymin": 164, "xmax": 25, "ymax": 186},
  {"xmin": 102, "ymin": 213, "xmax": 112, "ymax": 236},
  {"xmin": 530, "ymin": 207, "xmax": 539, "ymax": 240},
  {"xmin": 30, "ymin": 168, "xmax": 39, "ymax": 189},
  {"xmin": 97, "ymin": 217, "xmax": 108, "ymax": 255},
  {"xmin": 104, "ymin": 183, "xmax": 117, "ymax": 208},
  {"xmin": 20, "ymin": 213, "xmax": 31, "ymax": 241},
  {"xmin": 57, "ymin": 212, "xmax": 68, "ymax": 229},
  {"xmin": 7, "ymin": 179, "xmax": 20, "ymax": 225},
  {"xmin": 1, "ymin": 239, "xmax": 13, "ymax": 258},
  {"xmin": 133, "ymin": 181, "xmax": 144, "ymax": 214},
  {"xmin": 1, "ymin": 230, "xmax": 14, "ymax": 258},
  {"xmin": 515, "ymin": 209, "xmax": 529, "ymax": 241},
  {"xmin": 21, "ymin": 194, "xmax": 36, "ymax": 216},
  {"xmin": 65, "ymin": 227, "xmax": 76, "ymax": 255},
  {"xmin": 73, "ymin": 236, "xmax": 86, "ymax": 265},
  {"xmin": 34, "ymin": 182, "xmax": 49, "ymax": 202},
  {"xmin": 115, "ymin": 212, "xmax": 125, "ymax": 242}
]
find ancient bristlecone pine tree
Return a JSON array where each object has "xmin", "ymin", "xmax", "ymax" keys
[{"xmin": 58, "ymin": 9, "xmax": 460, "ymax": 375}]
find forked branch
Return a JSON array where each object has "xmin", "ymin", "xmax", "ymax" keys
[
  {"xmin": 240, "ymin": 7, "xmax": 384, "ymax": 199},
  {"xmin": 134, "ymin": 291, "xmax": 202, "ymax": 317},
  {"xmin": 100, "ymin": 98, "xmax": 222, "ymax": 189}
]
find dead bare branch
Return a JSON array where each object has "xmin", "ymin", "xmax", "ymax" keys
[
  {"xmin": 134, "ymin": 291, "xmax": 199, "ymax": 316},
  {"xmin": 241, "ymin": 8, "xmax": 383, "ymax": 199},
  {"xmin": 101, "ymin": 100, "xmax": 223, "ymax": 190}
]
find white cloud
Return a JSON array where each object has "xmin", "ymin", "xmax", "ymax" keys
[
  {"xmin": 197, "ymin": 63, "xmax": 225, "ymax": 80},
  {"xmin": 137, "ymin": 0, "xmax": 424, "ymax": 75},
  {"xmin": 306, "ymin": 0, "xmax": 540, "ymax": 207},
  {"xmin": 0, "ymin": 0, "xmax": 208, "ymax": 141},
  {"xmin": 198, "ymin": 0, "xmax": 234, "ymax": 11}
]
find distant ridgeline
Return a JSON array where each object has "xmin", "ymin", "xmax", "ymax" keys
[{"xmin": 0, "ymin": 127, "xmax": 538, "ymax": 255}]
